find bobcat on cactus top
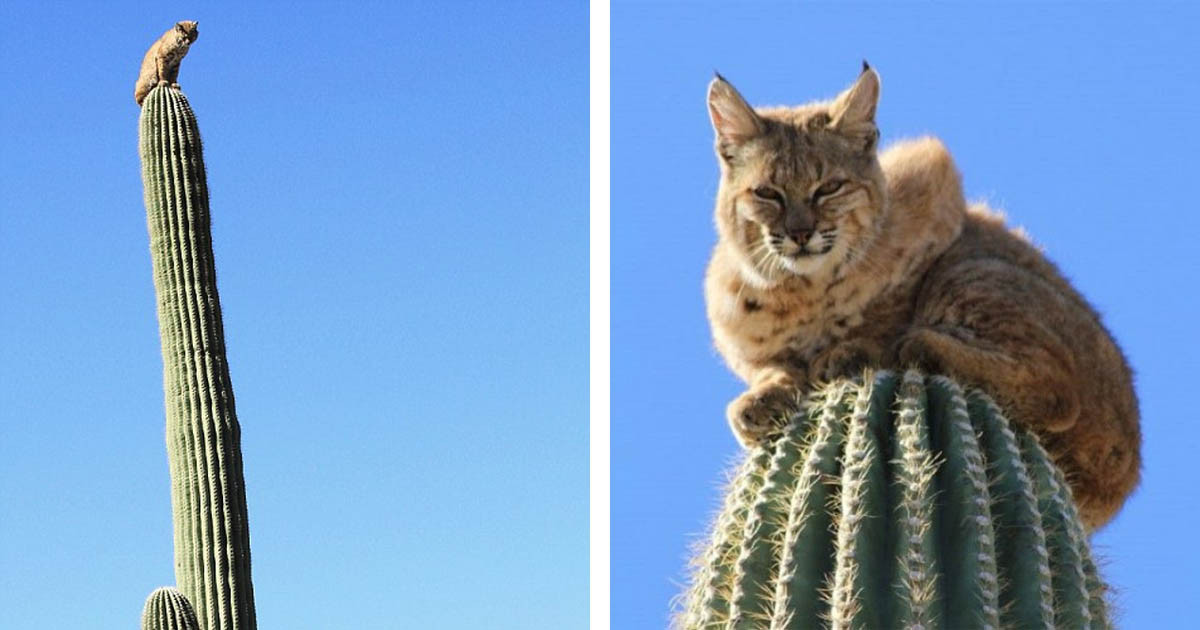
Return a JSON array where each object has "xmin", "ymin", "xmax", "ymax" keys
[
  {"xmin": 134, "ymin": 21, "xmax": 199, "ymax": 106},
  {"xmin": 704, "ymin": 63, "xmax": 1140, "ymax": 529}
]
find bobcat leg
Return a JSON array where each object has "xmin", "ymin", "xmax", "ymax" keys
[
  {"xmin": 726, "ymin": 366, "xmax": 804, "ymax": 447},
  {"xmin": 809, "ymin": 337, "xmax": 884, "ymax": 384},
  {"xmin": 896, "ymin": 326, "xmax": 1080, "ymax": 432}
]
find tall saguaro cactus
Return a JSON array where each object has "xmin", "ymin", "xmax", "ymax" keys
[
  {"xmin": 676, "ymin": 370, "xmax": 1111, "ymax": 630},
  {"xmin": 139, "ymin": 84, "xmax": 257, "ymax": 630}
]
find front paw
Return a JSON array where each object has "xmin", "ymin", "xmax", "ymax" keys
[
  {"xmin": 895, "ymin": 330, "xmax": 945, "ymax": 372},
  {"xmin": 809, "ymin": 339, "xmax": 881, "ymax": 383},
  {"xmin": 726, "ymin": 385, "xmax": 800, "ymax": 447}
]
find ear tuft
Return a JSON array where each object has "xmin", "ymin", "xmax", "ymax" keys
[
  {"xmin": 708, "ymin": 74, "xmax": 763, "ymax": 147},
  {"xmin": 830, "ymin": 66, "xmax": 881, "ymax": 150}
]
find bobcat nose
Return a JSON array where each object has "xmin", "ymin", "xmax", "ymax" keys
[
  {"xmin": 789, "ymin": 228, "xmax": 814, "ymax": 245},
  {"xmin": 784, "ymin": 209, "xmax": 815, "ymax": 245}
]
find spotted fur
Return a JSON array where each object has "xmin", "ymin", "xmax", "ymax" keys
[{"xmin": 704, "ymin": 66, "xmax": 1139, "ymax": 529}]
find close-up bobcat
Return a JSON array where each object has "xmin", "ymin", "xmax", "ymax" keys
[{"xmin": 704, "ymin": 65, "xmax": 1140, "ymax": 530}]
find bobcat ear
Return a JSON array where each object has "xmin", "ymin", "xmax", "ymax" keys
[
  {"xmin": 708, "ymin": 73, "xmax": 764, "ymax": 148},
  {"xmin": 829, "ymin": 64, "xmax": 881, "ymax": 150}
]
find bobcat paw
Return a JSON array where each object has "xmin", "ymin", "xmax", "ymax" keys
[
  {"xmin": 809, "ymin": 339, "xmax": 881, "ymax": 383},
  {"xmin": 895, "ymin": 331, "xmax": 944, "ymax": 372},
  {"xmin": 726, "ymin": 385, "xmax": 799, "ymax": 447}
]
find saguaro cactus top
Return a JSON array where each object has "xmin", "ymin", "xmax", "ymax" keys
[
  {"xmin": 139, "ymin": 84, "xmax": 257, "ymax": 630},
  {"xmin": 142, "ymin": 587, "xmax": 202, "ymax": 630},
  {"xmin": 676, "ymin": 370, "xmax": 1111, "ymax": 630}
]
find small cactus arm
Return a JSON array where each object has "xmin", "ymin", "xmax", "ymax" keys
[
  {"xmin": 142, "ymin": 587, "xmax": 201, "ymax": 630},
  {"xmin": 675, "ymin": 370, "xmax": 1111, "ymax": 630},
  {"xmin": 139, "ymin": 85, "xmax": 257, "ymax": 630}
]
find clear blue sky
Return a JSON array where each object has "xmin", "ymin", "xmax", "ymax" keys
[
  {"xmin": 0, "ymin": 2, "xmax": 586, "ymax": 628},
  {"xmin": 614, "ymin": 2, "xmax": 1199, "ymax": 628}
]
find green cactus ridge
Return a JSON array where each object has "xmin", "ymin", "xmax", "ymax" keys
[
  {"xmin": 139, "ymin": 85, "xmax": 257, "ymax": 630},
  {"xmin": 676, "ymin": 370, "xmax": 1112, "ymax": 630},
  {"xmin": 141, "ymin": 587, "xmax": 201, "ymax": 630}
]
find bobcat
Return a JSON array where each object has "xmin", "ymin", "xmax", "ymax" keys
[
  {"xmin": 704, "ymin": 63, "xmax": 1139, "ymax": 529},
  {"xmin": 134, "ymin": 21, "xmax": 199, "ymax": 106}
]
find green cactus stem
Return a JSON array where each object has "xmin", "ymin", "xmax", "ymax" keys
[
  {"xmin": 142, "ymin": 587, "xmax": 201, "ymax": 630},
  {"xmin": 139, "ymin": 84, "xmax": 256, "ymax": 630},
  {"xmin": 676, "ymin": 370, "xmax": 1111, "ymax": 630}
]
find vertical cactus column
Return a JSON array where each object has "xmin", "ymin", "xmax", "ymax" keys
[
  {"xmin": 142, "ymin": 587, "xmax": 201, "ymax": 630},
  {"xmin": 139, "ymin": 84, "xmax": 257, "ymax": 630},
  {"xmin": 676, "ymin": 370, "xmax": 1111, "ymax": 630}
]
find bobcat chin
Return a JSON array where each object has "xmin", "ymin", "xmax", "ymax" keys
[{"xmin": 703, "ymin": 64, "xmax": 1139, "ymax": 530}]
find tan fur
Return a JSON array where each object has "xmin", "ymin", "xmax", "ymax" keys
[
  {"xmin": 704, "ymin": 66, "xmax": 1140, "ymax": 529},
  {"xmin": 134, "ymin": 21, "xmax": 199, "ymax": 106}
]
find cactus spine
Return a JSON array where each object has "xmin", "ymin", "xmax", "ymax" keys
[
  {"xmin": 142, "ymin": 587, "xmax": 201, "ymax": 630},
  {"xmin": 676, "ymin": 370, "xmax": 1111, "ymax": 629},
  {"xmin": 139, "ymin": 85, "xmax": 257, "ymax": 630}
]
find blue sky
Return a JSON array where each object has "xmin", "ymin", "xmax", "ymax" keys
[
  {"xmin": 613, "ymin": 2, "xmax": 1200, "ymax": 628},
  {"xmin": 0, "ymin": 2, "xmax": 586, "ymax": 628}
]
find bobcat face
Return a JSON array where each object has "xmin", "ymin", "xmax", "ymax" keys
[
  {"xmin": 708, "ymin": 68, "xmax": 885, "ymax": 281},
  {"xmin": 731, "ymin": 150, "xmax": 876, "ymax": 276},
  {"xmin": 175, "ymin": 21, "xmax": 199, "ymax": 45}
]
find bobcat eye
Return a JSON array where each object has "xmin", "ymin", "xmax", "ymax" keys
[
  {"xmin": 814, "ymin": 179, "xmax": 846, "ymax": 199},
  {"xmin": 752, "ymin": 187, "xmax": 784, "ymax": 204}
]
